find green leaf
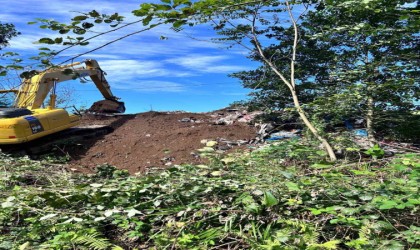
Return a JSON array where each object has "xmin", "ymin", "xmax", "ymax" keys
[
  {"xmin": 173, "ymin": 20, "xmax": 187, "ymax": 29},
  {"xmin": 54, "ymin": 37, "xmax": 63, "ymax": 44},
  {"xmin": 311, "ymin": 163, "xmax": 332, "ymax": 169},
  {"xmin": 285, "ymin": 182, "xmax": 300, "ymax": 191},
  {"xmin": 73, "ymin": 15, "xmax": 88, "ymax": 21},
  {"xmin": 262, "ymin": 191, "xmax": 278, "ymax": 207},
  {"xmin": 379, "ymin": 200, "xmax": 398, "ymax": 210},
  {"xmin": 142, "ymin": 15, "xmax": 153, "ymax": 26},
  {"xmin": 89, "ymin": 10, "xmax": 100, "ymax": 17},
  {"xmin": 38, "ymin": 38, "xmax": 55, "ymax": 44},
  {"xmin": 82, "ymin": 22, "xmax": 94, "ymax": 29},
  {"xmin": 309, "ymin": 208, "xmax": 322, "ymax": 215},
  {"xmin": 245, "ymin": 203, "xmax": 261, "ymax": 214}
]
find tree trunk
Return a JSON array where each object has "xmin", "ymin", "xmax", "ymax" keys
[
  {"xmin": 251, "ymin": 2, "xmax": 337, "ymax": 161},
  {"xmin": 290, "ymin": 90, "xmax": 337, "ymax": 161},
  {"xmin": 366, "ymin": 95, "xmax": 376, "ymax": 147}
]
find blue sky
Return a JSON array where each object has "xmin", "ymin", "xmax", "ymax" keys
[{"xmin": 1, "ymin": 0, "xmax": 258, "ymax": 113}]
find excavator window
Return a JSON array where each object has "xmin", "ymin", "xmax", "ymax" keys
[{"xmin": 0, "ymin": 108, "xmax": 32, "ymax": 118}]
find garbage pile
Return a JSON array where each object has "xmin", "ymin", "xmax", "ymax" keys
[{"xmin": 209, "ymin": 108, "xmax": 264, "ymax": 125}]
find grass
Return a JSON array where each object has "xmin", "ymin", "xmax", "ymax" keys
[{"xmin": 0, "ymin": 139, "xmax": 419, "ymax": 249}]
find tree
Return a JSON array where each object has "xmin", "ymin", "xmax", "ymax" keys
[
  {"xmin": 307, "ymin": 0, "xmax": 419, "ymax": 144},
  {"xmin": 0, "ymin": 22, "xmax": 19, "ymax": 50},
  {"xmin": 0, "ymin": 22, "xmax": 21, "ymax": 77},
  {"xmin": 229, "ymin": 20, "xmax": 335, "ymax": 113},
  {"xmin": 0, "ymin": 22, "xmax": 21, "ymax": 106},
  {"xmin": 230, "ymin": 0, "xmax": 419, "ymax": 143}
]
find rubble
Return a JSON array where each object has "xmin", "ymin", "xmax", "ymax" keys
[{"xmin": 209, "ymin": 108, "xmax": 263, "ymax": 125}]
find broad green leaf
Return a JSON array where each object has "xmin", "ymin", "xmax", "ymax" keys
[
  {"xmin": 285, "ymin": 182, "xmax": 300, "ymax": 191},
  {"xmin": 38, "ymin": 38, "xmax": 55, "ymax": 44},
  {"xmin": 378, "ymin": 200, "xmax": 398, "ymax": 210},
  {"xmin": 142, "ymin": 15, "xmax": 153, "ymax": 26},
  {"xmin": 262, "ymin": 191, "xmax": 278, "ymax": 207},
  {"xmin": 72, "ymin": 15, "xmax": 88, "ymax": 21}
]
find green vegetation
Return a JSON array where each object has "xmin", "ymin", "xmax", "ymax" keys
[
  {"xmin": 0, "ymin": 22, "xmax": 22, "ymax": 81},
  {"xmin": 1, "ymin": 1, "xmax": 419, "ymax": 248},
  {"xmin": 0, "ymin": 22, "xmax": 19, "ymax": 50},
  {"xmin": 1, "ymin": 140, "xmax": 418, "ymax": 249}
]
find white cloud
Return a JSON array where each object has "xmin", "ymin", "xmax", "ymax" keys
[
  {"xmin": 97, "ymin": 59, "xmax": 194, "ymax": 80},
  {"xmin": 114, "ymin": 80, "xmax": 186, "ymax": 92},
  {"xmin": 166, "ymin": 54, "xmax": 250, "ymax": 73}
]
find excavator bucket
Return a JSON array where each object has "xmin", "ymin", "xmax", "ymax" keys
[{"xmin": 88, "ymin": 100, "xmax": 126, "ymax": 113}]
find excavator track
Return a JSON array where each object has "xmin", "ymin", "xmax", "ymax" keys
[{"xmin": 0, "ymin": 125, "xmax": 114, "ymax": 156}]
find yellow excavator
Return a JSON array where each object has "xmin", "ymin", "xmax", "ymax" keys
[{"xmin": 0, "ymin": 59, "xmax": 125, "ymax": 145}]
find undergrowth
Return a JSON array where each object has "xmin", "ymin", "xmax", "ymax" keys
[{"xmin": 0, "ymin": 140, "xmax": 419, "ymax": 249}]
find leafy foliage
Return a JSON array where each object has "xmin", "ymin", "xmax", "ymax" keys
[
  {"xmin": 1, "ymin": 141, "xmax": 418, "ymax": 249},
  {"xmin": 0, "ymin": 23, "xmax": 22, "ymax": 77},
  {"xmin": 306, "ymin": 0, "xmax": 419, "ymax": 143},
  {"xmin": 0, "ymin": 22, "xmax": 19, "ymax": 50}
]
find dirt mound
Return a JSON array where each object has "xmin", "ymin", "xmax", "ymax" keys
[{"xmin": 67, "ymin": 111, "xmax": 258, "ymax": 174}]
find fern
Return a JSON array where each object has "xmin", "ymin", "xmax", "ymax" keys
[
  {"xmin": 277, "ymin": 219, "xmax": 320, "ymax": 246},
  {"xmin": 303, "ymin": 229, "xmax": 320, "ymax": 245},
  {"xmin": 74, "ymin": 232, "xmax": 111, "ymax": 250},
  {"xmin": 308, "ymin": 239, "xmax": 341, "ymax": 249}
]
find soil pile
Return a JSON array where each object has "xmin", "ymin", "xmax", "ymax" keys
[{"xmin": 67, "ymin": 110, "xmax": 258, "ymax": 174}]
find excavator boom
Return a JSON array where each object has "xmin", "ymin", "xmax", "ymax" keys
[{"xmin": 13, "ymin": 59, "xmax": 124, "ymax": 113}]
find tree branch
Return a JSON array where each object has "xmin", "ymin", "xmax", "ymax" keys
[{"xmin": 58, "ymin": 22, "xmax": 164, "ymax": 65}]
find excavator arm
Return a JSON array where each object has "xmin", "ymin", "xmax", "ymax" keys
[{"xmin": 12, "ymin": 59, "xmax": 125, "ymax": 113}]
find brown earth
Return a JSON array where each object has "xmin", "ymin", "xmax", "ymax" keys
[{"xmin": 66, "ymin": 110, "xmax": 258, "ymax": 174}]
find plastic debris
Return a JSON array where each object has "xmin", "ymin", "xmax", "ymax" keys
[
  {"xmin": 353, "ymin": 129, "xmax": 368, "ymax": 137},
  {"xmin": 266, "ymin": 130, "xmax": 301, "ymax": 141}
]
